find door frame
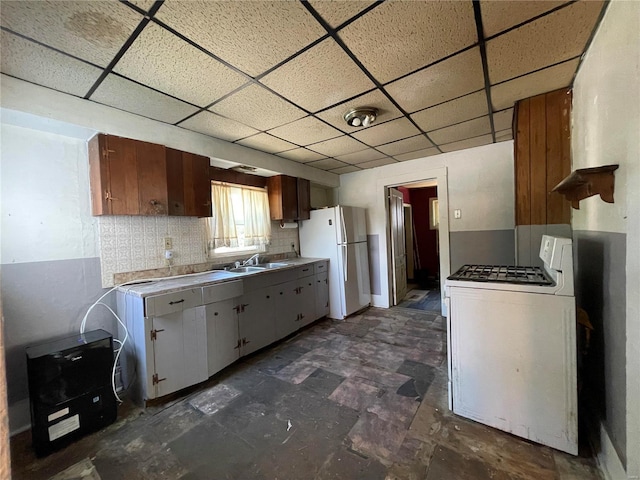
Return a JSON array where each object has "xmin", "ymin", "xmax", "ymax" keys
[
  {"xmin": 388, "ymin": 187, "xmax": 407, "ymax": 305},
  {"xmin": 377, "ymin": 167, "xmax": 450, "ymax": 315}
]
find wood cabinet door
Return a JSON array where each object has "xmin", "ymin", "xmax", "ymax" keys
[
  {"xmin": 152, "ymin": 311, "xmax": 188, "ymax": 398},
  {"xmin": 296, "ymin": 178, "xmax": 311, "ymax": 220},
  {"xmin": 166, "ymin": 148, "xmax": 185, "ymax": 216},
  {"xmin": 315, "ymin": 272, "xmax": 329, "ymax": 319},
  {"xmin": 297, "ymin": 276, "xmax": 316, "ymax": 327},
  {"xmin": 184, "ymin": 152, "xmax": 211, "ymax": 217},
  {"xmin": 136, "ymin": 140, "xmax": 168, "ymax": 215},
  {"xmin": 267, "ymin": 175, "xmax": 298, "ymax": 221},
  {"xmin": 104, "ymin": 135, "xmax": 140, "ymax": 215}
]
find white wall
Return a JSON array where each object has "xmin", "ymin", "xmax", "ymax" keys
[
  {"xmin": 572, "ymin": 0, "xmax": 640, "ymax": 477},
  {"xmin": 338, "ymin": 141, "xmax": 514, "ymax": 307}
]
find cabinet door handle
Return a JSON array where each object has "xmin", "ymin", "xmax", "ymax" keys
[
  {"xmin": 214, "ymin": 312, "xmax": 218, "ymax": 316},
  {"xmin": 169, "ymin": 299, "xmax": 184, "ymax": 305},
  {"xmin": 266, "ymin": 295, "xmax": 270, "ymax": 299}
]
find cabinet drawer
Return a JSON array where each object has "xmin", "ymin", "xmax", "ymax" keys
[
  {"xmin": 297, "ymin": 264, "xmax": 314, "ymax": 278},
  {"xmin": 202, "ymin": 280, "xmax": 243, "ymax": 305},
  {"xmin": 145, "ymin": 288, "xmax": 202, "ymax": 317},
  {"xmin": 314, "ymin": 261, "xmax": 328, "ymax": 275}
]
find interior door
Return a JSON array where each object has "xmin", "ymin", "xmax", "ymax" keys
[
  {"xmin": 404, "ymin": 204, "xmax": 415, "ymax": 281},
  {"xmin": 389, "ymin": 188, "xmax": 407, "ymax": 304}
]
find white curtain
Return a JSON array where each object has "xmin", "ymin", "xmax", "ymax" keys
[
  {"xmin": 242, "ymin": 188, "xmax": 271, "ymax": 246},
  {"xmin": 206, "ymin": 183, "xmax": 238, "ymax": 249}
]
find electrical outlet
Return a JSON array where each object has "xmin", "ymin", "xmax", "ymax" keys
[
  {"xmin": 164, "ymin": 237, "xmax": 173, "ymax": 249},
  {"xmin": 291, "ymin": 243, "xmax": 296, "ymax": 251}
]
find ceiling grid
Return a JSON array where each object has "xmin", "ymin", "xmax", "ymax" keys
[{"xmin": 0, "ymin": 0, "xmax": 607, "ymax": 174}]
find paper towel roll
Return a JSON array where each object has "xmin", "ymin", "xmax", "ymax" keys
[{"xmin": 280, "ymin": 222, "xmax": 298, "ymax": 229}]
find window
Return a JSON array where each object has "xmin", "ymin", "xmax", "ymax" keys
[{"xmin": 206, "ymin": 182, "xmax": 271, "ymax": 257}]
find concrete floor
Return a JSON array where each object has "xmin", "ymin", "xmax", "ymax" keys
[{"xmin": 11, "ymin": 307, "xmax": 602, "ymax": 479}]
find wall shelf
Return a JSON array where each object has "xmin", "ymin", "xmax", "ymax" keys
[{"xmin": 551, "ymin": 164, "xmax": 619, "ymax": 209}]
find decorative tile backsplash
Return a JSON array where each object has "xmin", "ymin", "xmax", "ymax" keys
[{"xmin": 98, "ymin": 216, "xmax": 299, "ymax": 287}]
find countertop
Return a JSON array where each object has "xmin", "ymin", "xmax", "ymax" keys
[{"xmin": 118, "ymin": 257, "xmax": 328, "ymax": 298}]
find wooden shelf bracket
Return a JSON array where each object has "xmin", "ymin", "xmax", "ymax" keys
[{"xmin": 551, "ymin": 164, "xmax": 619, "ymax": 209}]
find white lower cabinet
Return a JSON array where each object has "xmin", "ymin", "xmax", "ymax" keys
[
  {"xmin": 204, "ymin": 299, "xmax": 241, "ymax": 376},
  {"xmin": 238, "ymin": 287, "xmax": 277, "ymax": 356},
  {"xmin": 315, "ymin": 271, "xmax": 329, "ymax": 319},
  {"xmin": 151, "ymin": 308, "xmax": 209, "ymax": 398},
  {"xmin": 119, "ymin": 260, "xmax": 330, "ymax": 405}
]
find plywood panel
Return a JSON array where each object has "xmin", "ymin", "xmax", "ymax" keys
[
  {"xmin": 545, "ymin": 89, "xmax": 570, "ymax": 224},
  {"xmin": 515, "ymin": 99, "xmax": 531, "ymax": 225},
  {"xmin": 529, "ymin": 94, "xmax": 547, "ymax": 225}
]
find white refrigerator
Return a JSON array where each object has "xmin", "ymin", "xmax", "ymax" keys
[{"xmin": 299, "ymin": 206, "xmax": 371, "ymax": 320}]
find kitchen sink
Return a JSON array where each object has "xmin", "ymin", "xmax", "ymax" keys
[
  {"xmin": 228, "ymin": 266, "xmax": 266, "ymax": 273},
  {"xmin": 256, "ymin": 262, "xmax": 288, "ymax": 269}
]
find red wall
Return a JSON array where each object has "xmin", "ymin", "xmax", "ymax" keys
[
  {"xmin": 408, "ymin": 187, "xmax": 439, "ymax": 279},
  {"xmin": 397, "ymin": 186, "xmax": 411, "ymax": 204}
]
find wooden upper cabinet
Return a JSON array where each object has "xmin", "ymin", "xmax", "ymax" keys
[
  {"xmin": 514, "ymin": 88, "xmax": 572, "ymax": 226},
  {"xmin": 89, "ymin": 134, "xmax": 167, "ymax": 216},
  {"xmin": 167, "ymin": 149, "xmax": 212, "ymax": 217},
  {"xmin": 267, "ymin": 175, "xmax": 311, "ymax": 221},
  {"xmin": 90, "ymin": 134, "xmax": 211, "ymax": 217}
]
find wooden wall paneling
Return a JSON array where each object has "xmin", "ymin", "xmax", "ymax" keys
[
  {"xmin": 166, "ymin": 148, "xmax": 185, "ymax": 216},
  {"xmin": 559, "ymin": 89, "xmax": 572, "ymax": 221},
  {"xmin": 136, "ymin": 141, "xmax": 167, "ymax": 215},
  {"xmin": 529, "ymin": 94, "xmax": 547, "ymax": 225},
  {"xmin": 545, "ymin": 89, "xmax": 570, "ymax": 224},
  {"xmin": 515, "ymin": 99, "xmax": 531, "ymax": 226},
  {"xmin": 107, "ymin": 136, "xmax": 140, "ymax": 215}
]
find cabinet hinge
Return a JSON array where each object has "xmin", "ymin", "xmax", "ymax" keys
[
  {"xmin": 152, "ymin": 373, "xmax": 166, "ymax": 385},
  {"xmin": 242, "ymin": 337, "xmax": 250, "ymax": 346},
  {"xmin": 233, "ymin": 339, "xmax": 241, "ymax": 350}
]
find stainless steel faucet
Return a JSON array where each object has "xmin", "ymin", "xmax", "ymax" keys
[{"xmin": 242, "ymin": 253, "xmax": 260, "ymax": 266}]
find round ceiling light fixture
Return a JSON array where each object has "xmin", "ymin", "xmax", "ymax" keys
[{"xmin": 344, "ymin": 107, "xmax": 378, "ymax": 128}]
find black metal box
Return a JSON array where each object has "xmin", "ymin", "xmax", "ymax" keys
[{"xmin": 26, "ymin": 329, "xmax": 117, "ymax": 456}]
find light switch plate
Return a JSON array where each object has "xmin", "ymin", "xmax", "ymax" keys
[{"xmin": 454, "ymin": 209, "xmax": 462, "ymax": 219}]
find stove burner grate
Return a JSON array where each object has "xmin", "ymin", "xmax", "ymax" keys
[{"xmin": 448, "ymin": 264, "xmax": 554, "ymax": 285}]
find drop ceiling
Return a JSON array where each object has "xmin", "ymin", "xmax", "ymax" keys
[{"xmin": 0, "ymin": 0, "xmax": 606, "ymax": 174}]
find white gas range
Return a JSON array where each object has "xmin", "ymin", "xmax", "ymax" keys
[{"xmin": 444, "ymin": 235, "xmax": 577, "ymax": 455}]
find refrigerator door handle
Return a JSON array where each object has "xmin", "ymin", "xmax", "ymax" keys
[
  {"xmin": 343, "ymin": 244, "xmax": 348, "ymax": 282},
  {"xmin": 340, "ymin": 208, "xmax": 348, "ymax": 244}
]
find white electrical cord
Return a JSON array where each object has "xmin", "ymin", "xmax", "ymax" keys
[{"xmin": 80, "ymin": 269, "xmax": 219, "ymax": 404}]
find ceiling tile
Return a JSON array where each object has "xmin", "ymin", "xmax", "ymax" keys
[
  {"xmin": 386, "ymin": 48, "xmax": 485, "ymax": 113},
  {"xmin": 307, "ymin": 135, "xmax": 368, "ymax": 157},
  {"xmin": 480, "ymin": 1, "xmax": 568, "ymax": 38},
  {"xmin": 114, "ymin": 23, "xmax": 248, "ymax": 107},
  {"xmin": 411, "ymin": 90, "xmax": 488, "ymax": 132},
  {"xmin": 210, "ymin": 84, "xmax": 306, "ymax": 131},
  {"xmin": 357, "ymin": 158, "xmax": 398, "ymax": 170},
  {"xmin": 491, "ymin": 58, "xmax": 578, "ymax": 110},
  {"xmin": 316, "ymin": 89, "xmax": 402, "ymax": 133},
  {"xmin": 496, "ymin": 129, "xmax": 513, "ymax": 142},
  {"xmin": 236, "ymin": 133, "xmax": 297, "ymax": 154},
  {"xmin": 90, "ymin": 74, "xmax": 199, "ymax": 124},
  {"xmin": 260, "ymin": 38, "xmax": 376, "ymax": 113},
  {"xmin": 429, "ymin": 116, "xmax": 492, "ymax": 145},
  {"xmin": 277, "ymin": 148, "xmax": 326, "ymax": 163},
  {"xmin": 129, "ymin": 0, "xmax": 156, "ymax": 13},
  {"xmin": 394, "ymin": 147, "xmax": 440, "ymax": 162},
  {"xmin": 440, "ymin": 134, "xmax": 494, "ymax": 153},
  {"xmin": 180, "ymin": 111, "xmax": 259, "ymax": 142},
  {"xmin": 351, "ymin": 117, "xmax": 421, "ymax": 147},
  {"xmin": 377, "ymin": 135, "xmax": 434, "ymax": 157},
  {"xmin": 0, "ymin": 0, "xmax": 142, "ymax": 67},
  {"xmin": 306, "ymin": 158, "xmax": 349, "ymax": 171},
  {"xmin": 334, "ymin": 148, "xmax": 387, "ymax": 165},
  {"xmin": 309, "ymin": 0, "xmax": 376, "ymax": 28},
  {"xmin": 339, "ymin": 1, "xmax": 477, "ymax": 84},
  {"xmin": 493, "ymin": 108, "xmax": 514, "ymax": 132},
  {"xmin": 0, "ymin": 31, "xmax": 101, "ymax": 97},
  {"xmin": 156, "ymin": 0, "xmax": 326, "ymax": 77},
  {"xmin": 486, "ymin": 1, "xmax": 604, "ymax": 84},
  {"xmin": 330, "ymin": 165, "xmax": 361, "ymax": 175},
  {"xmin": 268, "ymin": 116, "xmax": 342, "ymax": 146}
]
